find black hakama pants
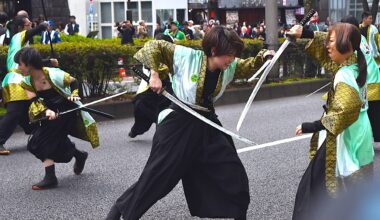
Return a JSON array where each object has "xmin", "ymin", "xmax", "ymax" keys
[
  {"xmin": 292, "ymin": 141, "xmax": 328, "ymax": 220},
  {"xmin": 115, "ymin": 107, "xmax": 250, "ymax": 219},
  {"xmin": 130, "ymin": 89, "xmax": 171, "ymax": 136},
  {"xmin": 27, "ymin": 112, "xmax": 77, "ymax": 163},
  {"xmin": 293, "ymin": 141, "xmax": 374, "ymax": 220},
  {"xmin": 368, "ymin": 101, "xmax": 380, "ymax": 142}
]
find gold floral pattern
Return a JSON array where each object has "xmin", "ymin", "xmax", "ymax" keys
[
  {"xmin": 133, "ymin": 40, "xmax": 175, "ymax": 75},
  {"xmin": 2, "ymin": 83, "xmax": 29, "ymax": 104},
  {"xmin": 195, "ymin": 54, "xmax": 208, "ymax": 104},
  {"xmin": 368, "ymin": 83, "xmax": 380, "ymax": 101},
  {"xmin": 235, "ymin": 49, "xmax": 266, "ymax": 80},
  {"xmin": 321, "ymin": 83, "xmax": 361, "ymax": 136}
]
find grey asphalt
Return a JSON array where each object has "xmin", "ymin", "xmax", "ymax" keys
[{"xmin": 0, "ymin": 94, "xmax": 379, "ymax": 220}]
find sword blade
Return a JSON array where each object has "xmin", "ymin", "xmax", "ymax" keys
[
  {"xmin": 30, "ymin": 90, "xmax": 129, "ymax": 124},
  {"xmin": 236, "ymin": 40, "xmax": 291, "ymax": 131},
  {"xmin": 161, "ymin": 90, "xmax": 256, "ymax": 145},
  {"xmin": 247, "ymin": 60, "xmax": 271, "ymax": 82},
  {"xmin": 236, "ymin": 9, "xmax": 316, "ymax": 130},
  {"xmin": 305, "ymin": 82, "xmax": 331, "ymax": 97},
  {"xmin": 61, "ymin": 90, "xmax": 130, "ymax": 115}
]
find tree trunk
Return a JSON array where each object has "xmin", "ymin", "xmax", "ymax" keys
[
  {"xmin": 371, "ymin": 0, "xmax": 380, "ymax": 24},
  {"xmin": 304, "ymin": 0, "xmax": 313, "ymax": 14},
  {"xmin": 362, "ymin": 0, "xmax": 370, "ymax": 12}
]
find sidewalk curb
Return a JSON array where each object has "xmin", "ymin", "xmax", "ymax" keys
[{"xmin": 91, "ymin": 79, "xmax": 330, "ymax": 121}]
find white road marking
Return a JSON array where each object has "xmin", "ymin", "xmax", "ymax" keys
[{"xmin": 237, "ymin": 134, "xmax": 313, "ymax": 154}]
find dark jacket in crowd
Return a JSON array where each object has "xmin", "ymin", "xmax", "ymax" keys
[
  {"xmin": 183, "ymin": 28, "xmax": 194, "ymax": 40},
  {"xmin": 118, "ymin": 26, "xmax": 135, "ymax": 45}
]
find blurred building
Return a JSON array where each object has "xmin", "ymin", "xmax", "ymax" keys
[
  {"xmin": 0, "ymin": 0, "xmax": 70, "ymax": 26},
  {"xmin": 90, "ymin": 0, "xmax": 188, "ymax": 39},
  {"xmin": 188, "ymin": 0, "xmax": 304, "ymax": 26}
]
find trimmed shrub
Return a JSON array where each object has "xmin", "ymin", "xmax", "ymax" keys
[{"xmin": 0, "ymin": 35, "xmax": 323, "ymax": 97}]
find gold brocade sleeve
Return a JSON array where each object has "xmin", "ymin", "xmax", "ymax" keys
[
  {"xmin": 20, "ymin": 81, "xmax": 34, "ymax": 92},
  {"xmin": 62, "ymin": 72, "xmax": 80, "ymax": 96},
  {"xmin": 305, "ymin": 32, "xmax": 345, "ymax": 74},
  {"xmin": 368, "ymin": 83, "xmax": 380, "ymax": 101},
  {"xmin": 63, "ymin": 72, "xmax": 72, "ymax": 87},
  {"xmin": 375, "ymin": 33, "xmax": 380, "ymax": 53},
  {"xmin": 321, "ymin": 82, "xmax": 361, "ymax": 136},
  {"xmin": 29, "ymin": 99, "xmax": 48, "ymax": 121},
  {"xmin": 133, "ymin": 40, "xmax": 175, "ymax": 78},
  {"xmin": 234, "ymin": 49, "xmax": 267, "ymax": 79}
]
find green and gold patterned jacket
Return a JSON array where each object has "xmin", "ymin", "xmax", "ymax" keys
[
  {"xmin": 133, "ymin": 40, "xmax": 266, "ymax": 123},
  {"xmin": 2, "ymin": 30, "xmax": 29, "ymax": 104},
  {"xmin": 306, "ymin": 33, "xmax": 374, "ymax": 197},
  {"xmin": 306, "ymin": 32, "xmax": 380, "ymax": 101},
  {"xmin": 22, "ymin": 67, "xmax": 99, "ymax": 148}
]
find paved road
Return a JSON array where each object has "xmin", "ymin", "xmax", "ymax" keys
[{"xmin": 1, "ymin": 94, "xmax": 379, "ymax": 220}]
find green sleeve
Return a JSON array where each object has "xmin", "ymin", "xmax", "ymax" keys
[
  {"xmin": 133, "ymin": 40, "xmax": 175, "ymax": 75},
  {"xmin": 234, "ymin": 49, "xmax": 266, "ymax": 79}
]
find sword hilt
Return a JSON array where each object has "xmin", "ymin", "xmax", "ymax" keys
[
  {"xmin": 299, "ymin": 9, "xmax": 317, "ymax": 26},
  {"xmin": 131, "ymin": 66, "xmax": 150, "ymax": 83},
  {"xmin": 284, "ymin": 9, "xmax": 316, "ymax": 40},
  {"xmin": 30, "ymin": 110, "xmax": 60, "ymax": 124}
]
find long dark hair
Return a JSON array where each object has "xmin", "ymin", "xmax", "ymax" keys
[{"xmin": 327, "ymin": 23, "xmax": 367, "ymax": 87}]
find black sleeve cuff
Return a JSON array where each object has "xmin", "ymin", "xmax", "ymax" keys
[
  {"xmin": 69, "ymin": 79, "xmax": 79, "ymax": 93},
  {"xmin": 301, "ymin": 28, "xmax": 314, "ymax": 39},
  {"xmin": 25, "ymin": 23, "xmax": 48, "ymax": 42},
  {"xmin": 42, "ymin": 59, "xmax": 51, "ymax": 66},
  {"xmin": 302, "ymin": 120, "xmax": 325, "ymax": 133}
]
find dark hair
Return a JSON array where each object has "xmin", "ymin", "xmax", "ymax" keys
[
  {"xmin": 155, "ymin": 33, "xmax": 173, "ymax": 43},
  {"xmin": 70, "ymin": 15, "xmax": 76, "ymax": 19},
  {"xmin": 327, "ymin": 23, "xmax": 366, "ymax": 87},
  {"xmin": 202, "ymin": 25, "xmax": 244, "ymax": 57},
  {"xmin": 340, "ymin": 15, "xmax": 359, "ymax": 28},
  {"xmin": 14, "ymin": 15, "xmax": 28, "ymax": 29},
  {"xmin": 6, "ymin": 15, "xmax": 27, "ymax": 40},
  {"xmin": 14, "ymin": 47, "xmax": 43, "ymax": 70},
  {"xmin": 362, "ymin": 11, "xmax": 372, "ymax": 19},
  {"xmin": 0, "ymin": 12, "xmax": 8, "ymax": 24}
]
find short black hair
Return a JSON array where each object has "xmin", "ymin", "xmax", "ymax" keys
[
  {"xmin": 362, "ymin": 11, "xmax": 372, "ymax": 19},
  {"xmin": 14, "ymin": 15, "xmax": 28, "ymax": 29},
  {"xmin": 202, "ymin": 26, "xmax": 244, "ymax": 57},
  {"xmin": 14, "ymin": 47, "xmax": 43, "ymax": 70},
  {"xmin": 341, "ymin": 15, "xmax": 359, "ymax": 28},
  {"xmin": 155, "ymin": 33, "xmax": 173, "ymax": 43},
  {"xmin": 70, "ymin": 15, "xmax": 76, "ymax": 19},
  {"xmin": 0, "ymin": 12, "xmax": 8, "ymax": 24}
]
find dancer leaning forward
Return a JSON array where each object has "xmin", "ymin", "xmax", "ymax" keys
[
  {"xmin": 106, "ymin": 26, "xmax": 275, "ymax": 220},
  {"xmin": 16, "ymin": 47, "xmax": 99, "ymax": 190}
]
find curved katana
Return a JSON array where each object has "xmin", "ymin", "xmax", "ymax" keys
[
  {"xmin": 236, "ymin": 9, "xmax": 317, "ymax": 131},
  {"xmin": 247, "ymin": 60, "xmax": 271, "ymax": 82},
  {"xmin": 305, "ymin": 82, "xmax": 331, "ymax": 97},
  {"xmin": 131, "ymin": 66, "xmax": 257, "ymax": 145}
]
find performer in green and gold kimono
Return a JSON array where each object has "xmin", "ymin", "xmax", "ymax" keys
[
  {"xmin": 302, "ymin": 15, "xmax": 380, "ymax": 148},
  {"xmin": 289, "ymin": 23, "xmax": 374, "ymax": 220},
  {"xmin": 0, "ymin": 15, "xmax": 51, "ymax": 155},
  {"xmin": 106, "ymin": 26, "xmax": 274, "ymax": 220},
  {"xmin": 360, "ymin": 11, "xmax": 380, "ymax": 66},
  {"xmin": 357, "ymin": 13, "xmax": 380, "ymax": 145},
  {"xmin": 15, "ymin": 47, "xmax": 99, "ymax": 190}
]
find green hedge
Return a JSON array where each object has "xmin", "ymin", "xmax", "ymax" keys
[
  {"xmin": 0, "ymin": 36, "xmax": 320, "ymax": 97},
  {"xmin": 0, "ymin": 41, "xmax": 139, "ymax": 97}
]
